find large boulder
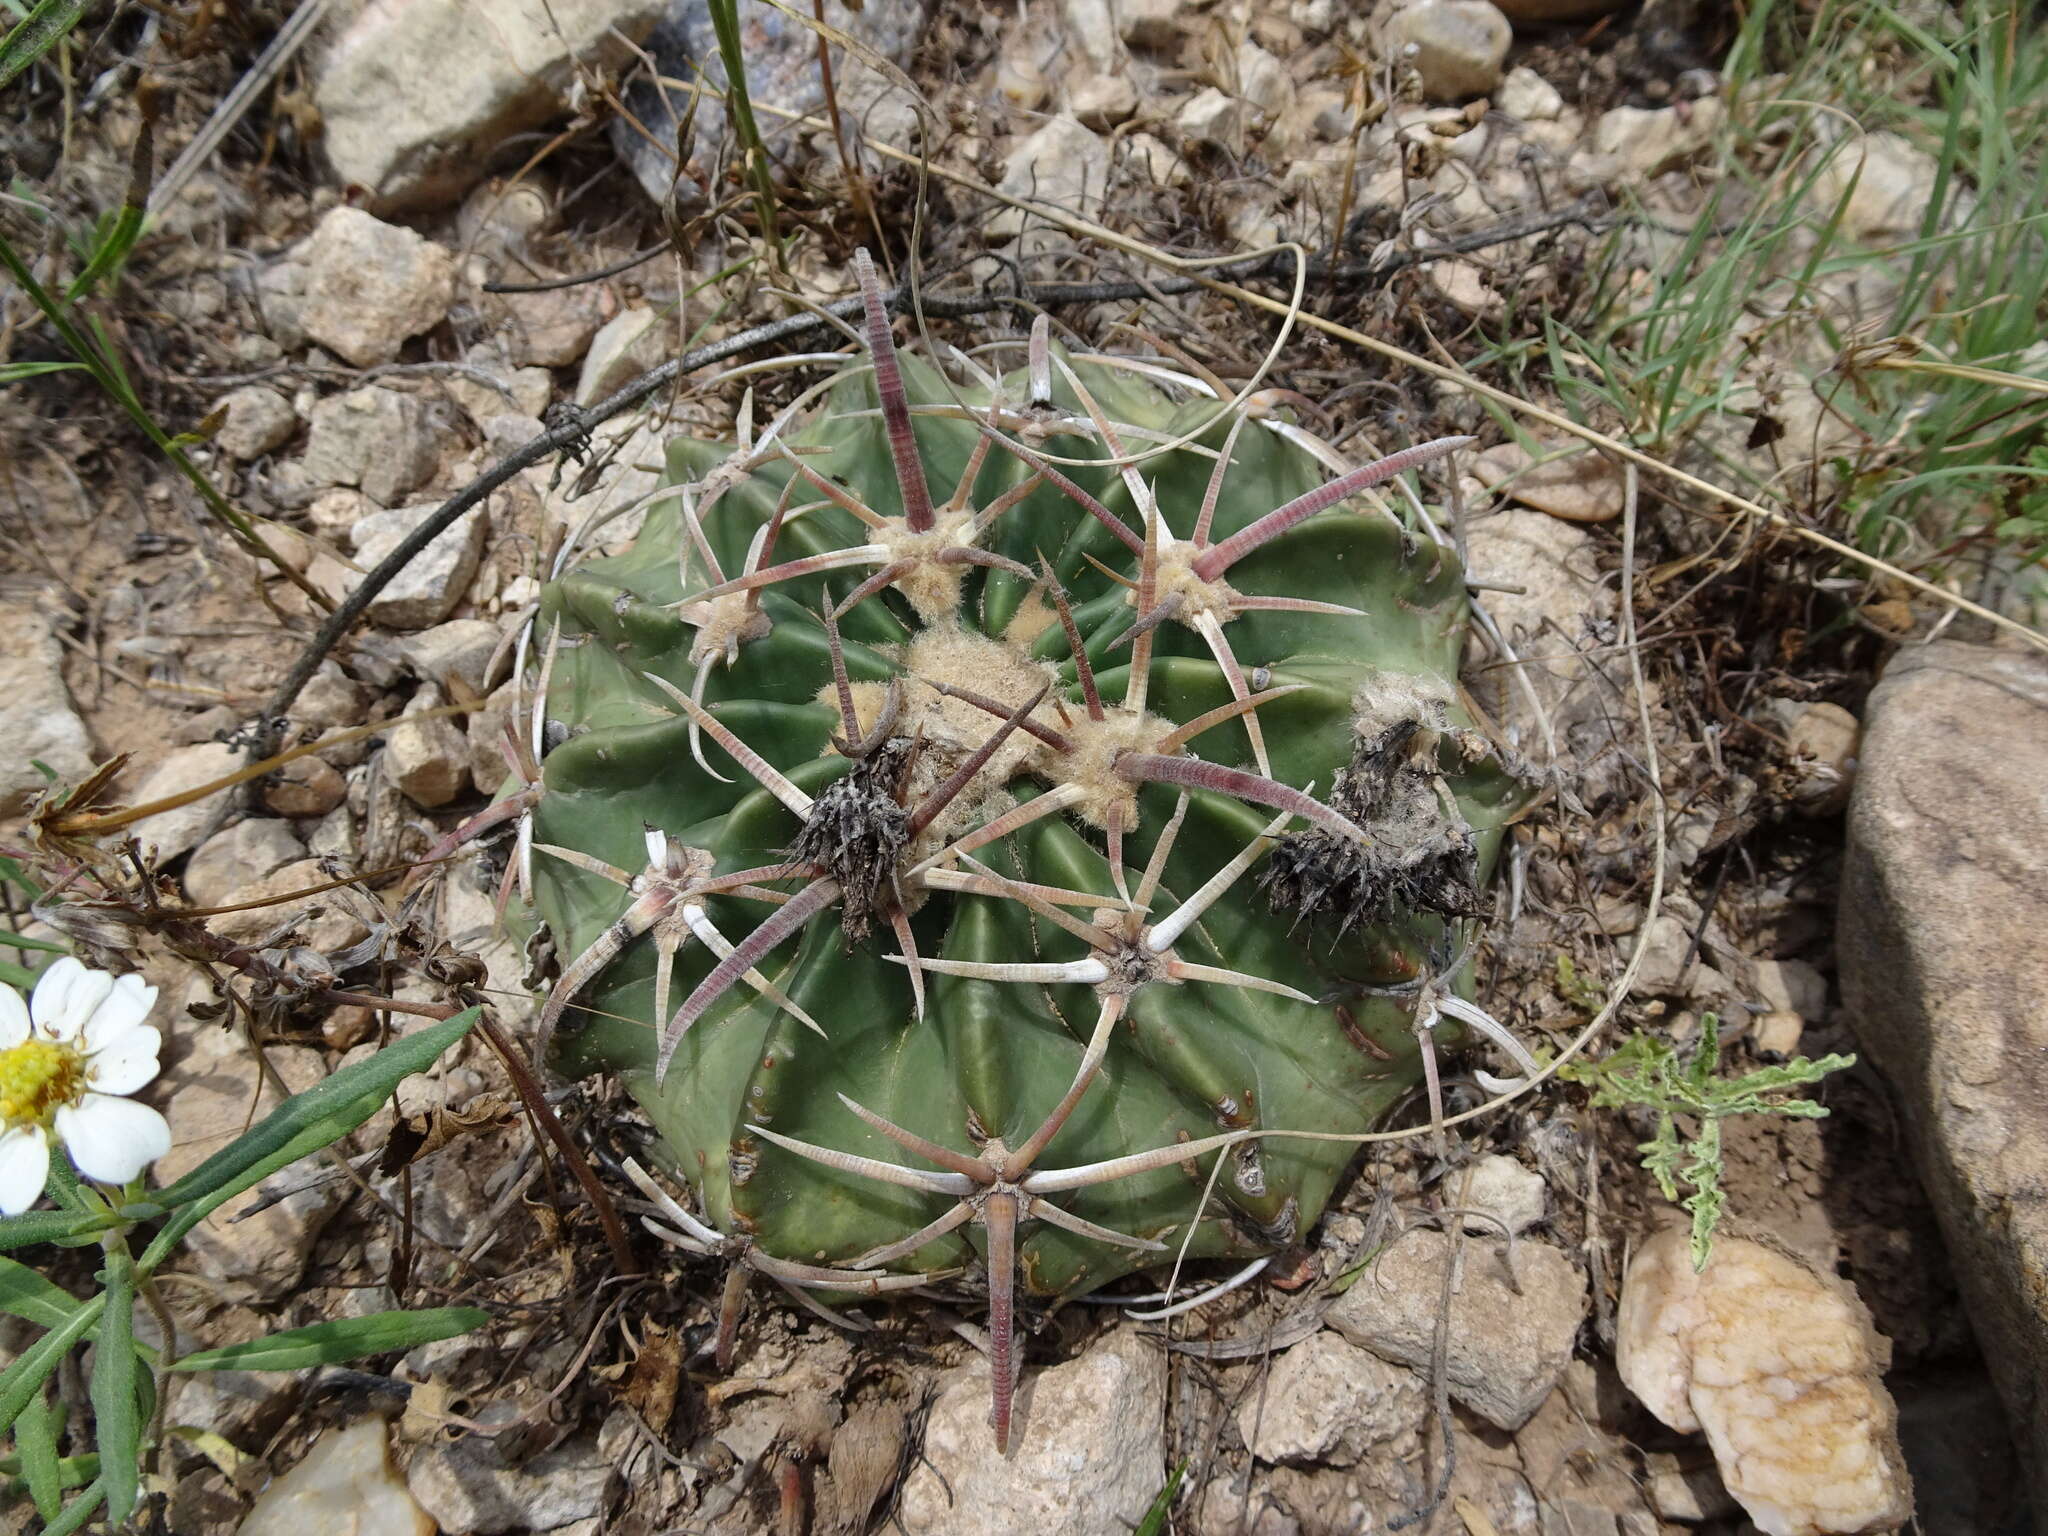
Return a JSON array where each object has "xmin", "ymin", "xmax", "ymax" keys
[{"xmin": 1839, "ymin": 640, "xmax": 2048, "ymax": 1516}]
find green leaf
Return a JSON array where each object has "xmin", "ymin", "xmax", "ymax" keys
[
  {"xmin": 0, "ymin": 1208, "xmax": 101, "ymax": 1254},
  {"xmin": 15, "ymin": 1382, "xmax": 60, "ymax": 1520},
  {"xmin": 140, "ymin": 1008, "xmax": 482, "ymax": 1271},
  {"xmin": 170, "ymin": 1306, "xmax": 488, "ymax": 1373},
  {"xmin": 41, "ymin": 1476, "xmax": 106, "ymax": 1536},
  {"xmin": 0, "ymin": 957, "xmax": 33, "ymax": 987},
  {"xmin": 88, "ymin": 1251, "xmax": 140, "ymax": 1523},
  {"xmin": 0, "ymin": 928, "xmax": 68, "ymax": 953},
  {"xmin": 0, "ymin": 0, "xmax": 90, "ymax": 90},
  {"xmin": 0, "ymin": 1256, "xmax": 83, "ymax": 1328},
  {"xmin": 1134, "ymin": 1458, "xmax": 1189, "ymax": 1536},
  {"xmin": 0, "ymin": 360, "xmax": 88, "ymax": 383},
  {"xmin": 0, "ymin": 1288, "xmax": 103, "ymax": 1434}
]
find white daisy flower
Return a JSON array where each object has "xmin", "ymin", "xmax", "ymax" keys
[{"xmin": 0, "ymin": 957, "xmax": 171, "ymax": 1215}]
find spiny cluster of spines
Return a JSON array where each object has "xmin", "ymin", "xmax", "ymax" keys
[{"xmin": 528, "ymin": 248, "xmax": 1535, "ymax": 1449}]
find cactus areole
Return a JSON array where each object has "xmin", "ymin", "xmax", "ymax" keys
[{"xmin": 526, "ymin": 253, "xmax": 1521, "ymax": 1445}]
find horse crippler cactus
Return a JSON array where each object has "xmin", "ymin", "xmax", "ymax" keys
[{"xmin": 522, "ymin": 252, "xmax": 1526, "ymax": 1447}]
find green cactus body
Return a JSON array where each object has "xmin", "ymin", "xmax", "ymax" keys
[{"xmin": 525, "ymin": 257, "xmax": 1518, "ymax": 1438}]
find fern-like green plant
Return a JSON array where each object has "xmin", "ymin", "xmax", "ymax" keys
[{"xmin": 1562, "ymin": 1012, "xmax": 1853, "ymax": 1269}]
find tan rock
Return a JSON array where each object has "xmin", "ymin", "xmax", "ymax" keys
[
  {"xmin": 386, "ymin": 692, "xmax": 471, "ymax": 808},
  {"xmin": 240, "ymin": 1418, "xmax": 433, "ymax": 1536},
  {"xmin": 1840, "ymin": 640, "xmax": 2048, "ymax": 1519},
  {"xmin": 1389, "ymin": 0, "xmax": 1512, "ymax": 101},
  {"xmin": 295, "ymin": 208, "xmax": 455, "ymax": 366},
  {"xmin": 263, "ymin": 756, "xmax": 348, "ymax": 818},
  {"xmin": 1473, "ymin": 439, "xmax": 1624, "ymax": 522},
  {"xmin": 0, "ymin": 602, "xmax": 96, "ymax": 813},
  {"xmin": 1618, "ymin": 1229, "xmax": 1912, "ymax": 1536}
]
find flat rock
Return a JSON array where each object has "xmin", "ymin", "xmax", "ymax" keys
[
  {"xmin": 1237, "ymin": 1332, "xmax": 1424, "ymax": 1465},
  {"xmin": 0, "ymin": 603, "xmax": 96, "ymax": 813},
  {"xmin": 1618, "ymin": 1229, "xmax": 1911, "ymax": 1536},
  {"xmin": 1389, "ymin": 1, "xmax": 1512, "ymax": 101},
  {"xmin": 395, "ymin": 619, "xmax": 504, "ymax": 697},
  {"xmin": 316, "ymin": 0, "xmax": 668, "ymax": 212},
  {"xmin": 295, "ymin": 208, "xmax": 455, "ymax": 365},
  {"xmin": 1593, "ymin": 99, "xmax": 1725, "ymax": 178},
  {"xmin": 241, "ymin": 1418, "xmax": 432, "ymax": 1536},
  {"xmin": 126, "ymin": 742, "xmax": 240, "ymax": 861},
  {"xmin": 1473, "ymin": 439, "xmax": 1624, "ymax": 522},
  {"xmin": 1459, "ymin": 1153, "xmax": 1547, "ymax": 1236},
  {"xmin": 987, "ymin": 115, "xmax": 1111, "ymax": 257},
  {"xmin": 155, "ymin": 1029, "xmax": 340, "ymax": 1301},
  {"xmin": 1839, "ymin": 640, "xmax": 2048, "ymax": 1519},
  {"xmin": 350, "ymin": 502, "xmax": 490, "ymax": 630},
  {"xmin": 486, "ymin": 282, "xmax": 608, "ymax": 369},
  {"xmin": 1326, "ymin": 1227, "xmax": 1587, "ymax": 1429},
  {"xmin": 407, "ymin": 1433, "xmax": 616, "ymax": 1534},
  {"xmin": 575, "ymin": 305, "xmax": 669, "ymax": 407},
  {"xmin": 898, "ymin": 1327, "xmax": 1165, "ymax": 1535},
  {"xmin": 213, "ymin": 386, "xmax": 298, "ymax": 460},
  {"xmin": 183, "ymin": 817, "xmax": 306, "ymax": 909},
  {"xmin": 1117, "ymin": 0, "xmax": 1182, "ymax": 48},
  {"xmin": 300, "ymin": 386, "xmax": 445, "ymax": 507}
]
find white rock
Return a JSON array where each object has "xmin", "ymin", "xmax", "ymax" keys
[
  {"xmin": 213, "ymin": 386, "xmax": 298, "ymax": 461},
  {"xmin": 294, "ymin": 208, "xmax": 455, "ymax": 366},
  {"xmin": 1236, "ymin": 41, "xmax": 1294, "ymax": 120},
  {"xmin": 446, "ymin": 342, "xmax": 554, "ymax": 423},
  {"xmin": 541, "ymin": 417, "xmax": 668, "ymax": 551},
  {"xmin": 157, "ymin": 1030, "xmax": 341, "ymax": 1301},
  {"xmin": 316, "ymin": 0, "xmax": 668, "ymax": 212},
  {"xmin": 0, "ymin": 603, "xmax": 96, "ymax": 813},
  {"xmin": 395, "ymin": 619, "xmax": 504, "ymax": 697},
  {"xmin": 209, "ymin": 857, "xmax": 371, "ymax": 954},
  {"xmin": 1617, "ymin": 1229, "xmax": 1912, "ymax": 1536},
  {"xmin": 1326, "ymin": 1228, "xmax": 1586, "ymax": 1429},
  {"xmin": 1426, "ymin": 257, "xmax": 1504, "ymax": 318},
  {"xmin": 1752, "ymin": 1010, "xmax": 1805, "ymax": 1057},
  {"xmin": 575, "ymin": 305, "xmax": 669, "ymax": 407},
  {"xmin": 1459, "ymin": 1153, "xmax": 1547, "ymax": 1236},
  {"xmin": 995, "ymin": 45, "xmax": 1048, "ymax": 110},
  {"xmin": 1498, "ymin": 65, "xmax": 1563, "ymax": 121},
  {"xmin": 1127, "ymin": 132, "xmax": 1189, "ymax": 187},
  {"xmin": 1237, "ymin": 1333, "xmax": 1424, "ymax": 1465},
  {"xmin": 1060, "ymin": 0, "xmax": 1126, "ymax": 74},
  {"xmin": 1390, "ymin": 1, "xmax": 1512, "ymax": 101},
  {"xmin": 126, "ymin": 743, "xmax": 240, "ymax": 861},
  {"xmin": 1593, "ymin": 99, "xmax": 1725, "ymax": 177},
  {"xmin": 1750, "ymin": 957, "xmax": 1826, "ymax": 1021},
  {"xmin": 486, "ymin": 280, "xmax": 608, "ymax": 368},
  {"xmin": 1071, "ymin": 73, "xmax": 1138, "ymax": 129},
  {"xmin": 183, "ymin": 818, "xmax": 307, "ymax": 909},
  {"xmin": 1177, "ymin": 87, "xmax": 1245, "ymax": 153},
  {"xmin": 1461, "ymin": 507, "xmax": 1614, "ymax": 745},
  {"xmin": 898, "ymin": 1328, "xmax": 1165, "ymax": 1535},
  {"xmin": 988, "ymin": 116, "xmax": 1112, "ymax": 256},
  {"xmin": 239, "ymin": 1418, "xmax": 432, "ymax": 1536},
  {"xmin": 407, "ymin": 1434, "xmax": 617, "ymax": 1534},
  {"xmin": 1809, "ymin": 132, "xmax": 1940, "ymax": 244},
  {"xmin": 300, "ymin": 387, "xmax": 445, "ymax": 507},
  {"xmin": 350, "ymin": 502, "xmax": 490, "ymax": 630}
]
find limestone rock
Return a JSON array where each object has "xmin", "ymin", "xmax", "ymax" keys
[
  {"xmin": 240, "ymin": 1418, "xmax": 432, "ymax": 1536},
  {"xmin": 350, "ymin": 502, "xmax": 490, "ymax": 630},
  {"xmin": 540, "ymin": 417, "xmax": 667, "ymax": 551},
  {"xmin": 1617, "ymin": 1229, "xmax": 1912, "ymax": 1536},
  {"xmin": 1593, "ymin": 99, "xmax": 1725, "ymax": 178},
  {"xmin": 1235, "ymin": 40, "xmax": 1294, "ymax": 121},
  {"xmin": 1809, "ymin": 132, "xmax": 1941, "ymax": 245},
  {"xmin": 1071, "ymin": 73, "xmax": 1138, "ymax": 130},
  {"xmin": 1474, "ymin": 439, "xmax": 1623, "ymax": 522},
  {"xmin": 1326, "ymin": 1228, "xmax": 1586, "ymax": 1429},
  {"xmin": 1458, "ymin": 1153, "xmax": 1547, "ymax": 1236},
  {"xmin": 126, "ymin": 743, "xmax": 240, "ymax": 861},
  {"xmin": 0, "ymin": 603, "xmax": 96, "ymax": 813},
  {"xmin": 1498, "ymin": 65, "xmax": 1563, "ymax": 120},
  {"xmin": 1774, "ymin": 699, "xmax": 1860, "ymax": 815},
  {"xmin": 183, "ymin": 817, "xmax": 306, "ymax": 909},
  {"xmin": 1178, "ymin": 87, "xmax": 1245, "ymax": 153},
  {"xmin": 987, "ymin": 116, "xmax": 1112, "ymax": 256},
  {"xmin": 300, "ymin": 387, "xmax": 444, "ymax": 507},
  {"xmin": 395, "ymin": 619, "xmax": 504, "ymax": 698},
  {"xmin": 385, "ymin": 691, "xmax": 471, "ymax": 808},
  {"xmin": 575, "ymin": 305, "xmax": 669, "ymax": 407},
  {"xmin": 487, "ymin": 282, "xmax": 608, "ymax": 368},
  {"xmin": 294, "ymin": 208, "xmax": 454, "ymax": 365},
  {"xmin": 156, "ymin": 1030, "xmax": 341, "ymax": 1301},
  {"xmin": 407, "ymin": 1434, "xmax": 616, "ymax": 1534},
  {"xmin": 1491, "ymin": 0, "xmax": 1624, "ymax": 19},
  {"xmin": 317, "ymin": 0, "xmax": 668, "ymax": 211},
  {"xmin": 446, "ymin": 342, "xmax": 554, "ymax": 423},
  {"xmin": 1461, "ymin": 507, "xmax": 1614, "ymax": 753},
  {"xmin": 898, "ymin": 1328, "xmax": 1165, "ymax": 1535},
  {"xmin": 1839, "ymin": 640, "xmax": 2048, "ymax": 1519},
  {"xmin": 209, "ymin": 858, "xmax": 371, "ymax": 955},
  {"xmin": 213, "ymin": 386, "xmax": 298, "ymax": 461},
  {"xmin": 1389, "ymin": 1, "xmax": 1512, "ymax": 101},
  {"xmin": 1237, "ymin": 1333, "xmax": 1424, "ymax": 1465},
  {"xmin": 263, "ymin": 757, "xmax": 348, "ymax": 819},
  {"xmin": 1059, "ymin": 0, "xmax": 1125, "ymax": 74},
  {"xmin": 1117, "ymin": 0, "xmax": 1182, "ymax": 49}
]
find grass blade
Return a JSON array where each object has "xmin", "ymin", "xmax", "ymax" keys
[
  {"xmin": 170, "ymin": 1306, "xmax": 488, "ymax": 1373},
  {"xmin": 0, "ymin": 0, "xmax": 89, "ymax": 89}
]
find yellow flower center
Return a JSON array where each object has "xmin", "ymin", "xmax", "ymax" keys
[{"xmin": 0, "ymin": 1039, "xmax": 85, "ymax": 1127}]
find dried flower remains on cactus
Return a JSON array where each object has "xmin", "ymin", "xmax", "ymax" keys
[{"xmin": 517, "ymin": 251, "xmax": 1532, "ymax": 1446}]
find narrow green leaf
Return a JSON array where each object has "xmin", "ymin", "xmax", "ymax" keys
[
  {"xmin": 0, "ymin": 360, "xmax": 88, "ymax": 383},
  {"xmin": 89, "ymin": 1253, "xmax": 139, "ymax": 1523},
  {"xmin": 0, "ymin": 1289, "xmax": 103, "ymax": 1434},
  {"xmin": 0, "ymin": 928, "xmax": 68, "ymax": 953},
  {"xmin": 0, "ymin": 1256, "xmax": 83, "ymax": 1327},
  {"xmin": 1134, "ymin": 1458, "xmax": 1189, "ymax": 1536},
  {"xmin": 0, "ymin": 958, "xmax": 33, "ymax": 987},
  {"xmin": 0, "ymin": 1208, "xmax": 100, "ymax": 1254},
  {"xmin": 41, "ymin": 1476, "xmax": 106, "ymax": 1536},
  {"xmin": 170, "ymin": 1306, "xmax": 488, "ymax": 1373},
  {"xmin": 0, "ymin": 0, "xmax": 90, "ymax": 89},
  {"xmin": 15, "ymin": 1383, "xmax": 60, "ymax": 1520},
  {"xmin": 65, "ymin": 205, "xmax": 145, "ymax": 301},
  {"xmin": 140, "ymin": 1008, "xmax": 481, "ymax": 1271}
]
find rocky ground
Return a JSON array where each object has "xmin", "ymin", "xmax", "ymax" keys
[{"xmin": 0, "ymin": 0, "xmax": 2042, "ymax": 1533}]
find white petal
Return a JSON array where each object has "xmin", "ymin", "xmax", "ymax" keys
[
  {"xmin": 80, "ymin": 974, "xmax": 157, "ymax": 1054},
  {"xmin": 0, "ymin": 985, "xmax": 27, "ymax": 1049},
  {"xmin": 31, "ymin": 958, "xmax": 111, "ymax": 1043},
  {"xmin": 55, "ymin": 1095, "xmax": 171, "ymax": 1185},
  {"xmin": 87, "ymin": 1028, "xmax": 163, "ymax": 1095},
  {"xmin": 0, "ymin": 1127, "xmax": 50, "ymax": 1215}
]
